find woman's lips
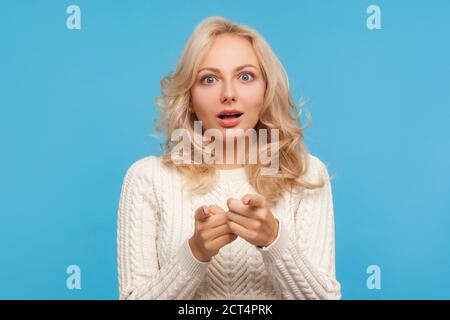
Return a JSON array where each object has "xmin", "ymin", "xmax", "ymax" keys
[{"xmin": 217, "ymin": 113, "xmax": 243, "ymax": 128}]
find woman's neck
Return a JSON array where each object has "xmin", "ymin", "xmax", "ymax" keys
[{"xmin": 213, "ymin": 163, "xmax": 244, "ymax": 170}]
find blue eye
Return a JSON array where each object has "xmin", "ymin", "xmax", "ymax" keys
[
  {"xmin": 201, "ymin": 75, "xmax": 217, "ymax": 85},
  {"xmin": 240, "ymin": 72, "xmax": 254, "ymax": 81}
]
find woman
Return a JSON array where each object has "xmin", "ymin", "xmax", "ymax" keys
[{"xmin": 117, "ymin": 16, "xmax": 341, "ymax": 300}]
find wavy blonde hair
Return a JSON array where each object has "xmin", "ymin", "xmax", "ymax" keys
[{"xmin": 154, "ymin": 16, "xmax": 324, "ymax": 205}]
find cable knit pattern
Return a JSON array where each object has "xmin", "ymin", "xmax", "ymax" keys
[{"xmin": 117, "ymin": 154, "xmax": 341, "ymax": 300}]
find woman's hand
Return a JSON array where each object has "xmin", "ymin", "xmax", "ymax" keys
[
  {"xmin": 226, "ymin": 193, "xmax": 279, "ymax": 248},
  {"xmin": 189, "ymin": 204, "xmax": 238, "ymax": 262}
]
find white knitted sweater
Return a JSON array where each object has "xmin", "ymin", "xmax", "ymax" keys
[{"xmin": 117, "ymin": 154, "xmax": 341, "ymax": 300}]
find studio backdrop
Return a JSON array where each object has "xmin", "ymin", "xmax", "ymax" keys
[{"xmin": 1, "ymin": 0, "xmax": 449, "ymax": 299}]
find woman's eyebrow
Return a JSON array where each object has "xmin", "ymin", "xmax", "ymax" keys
[{"xmin": 198, "ymin": 64, "xmax": 258, "ymax": 74}]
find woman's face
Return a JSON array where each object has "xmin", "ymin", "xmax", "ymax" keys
[{"xmin": 190, "ymin": 34, "xmax": 266, "ymax": 140}]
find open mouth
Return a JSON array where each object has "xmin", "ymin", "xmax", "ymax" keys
[{"xmin": 217, "ymin": 113, "xmax": 243, "ymax": 119}]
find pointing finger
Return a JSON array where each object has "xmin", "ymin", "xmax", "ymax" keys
[{"xmin": 194, "ymin": 205, "xmax": 210, "ymax": 222}]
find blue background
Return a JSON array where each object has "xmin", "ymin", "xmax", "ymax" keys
[{"xmin": 1, "ymin": 0, "xmax": 449, "ymax": 299}]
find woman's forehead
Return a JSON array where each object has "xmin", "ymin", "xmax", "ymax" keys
[{"xmin": 199, "ymin": 35, "xmax": 259, "ymax": 69}]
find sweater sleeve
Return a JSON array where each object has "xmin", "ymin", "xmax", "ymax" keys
[
  {"xmin": 255, "ymin": 157, "xmax": 342, "ymax": 300},
  {"xmin": 117, "ymin": 157, "xmax": 210, "ymax": 300}
]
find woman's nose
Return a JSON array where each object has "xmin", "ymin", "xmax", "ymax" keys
[
  {"xmin": 220, "ymin": 80, "xmax": 237, "ymax": 104},
  {"xmin": 221, "ymin": 95, "xmax": 237, "ymax": 103}
]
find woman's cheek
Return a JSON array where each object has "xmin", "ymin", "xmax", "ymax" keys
[
  {"xmin": 242, "ymin": 94, "xmax": 264, "ymax": 115},
  {"xmin": 192, "ymin": 92, "xmax": 213, "ymax": 117}
]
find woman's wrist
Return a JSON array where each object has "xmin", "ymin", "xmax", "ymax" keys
[
  {"xmin": 258, "ymin": 218, "xmax": 279, "ymax": 248},
  {"xmin": 188, "ymin": 237, "xmax": 211, "ymax": 262}
]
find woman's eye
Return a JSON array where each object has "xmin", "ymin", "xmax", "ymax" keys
[
  {"xmin": 200, "ymin": 75, "xmax": 217, "ymax": 85},
  {"xmin": 240, "ymin": 72, "xmax": 254, "ymax": 82}
]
